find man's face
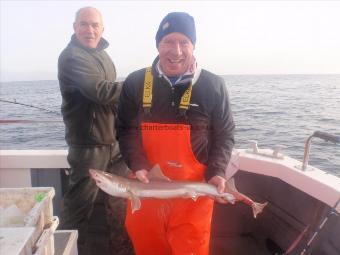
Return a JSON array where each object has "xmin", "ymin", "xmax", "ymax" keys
[
  {"xmin": 158, "ymin": 32, "xmax": 194, "ymax": 77},
  {"xmin": 73, "ymin": 9, "xmax": 104, "ymax": 49}
]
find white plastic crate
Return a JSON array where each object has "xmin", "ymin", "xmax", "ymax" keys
[
  {"xmin": 54, "ymin": 230, "xmax": 78, "ymax": 255},
  {"xmin": 0, "ymin": 187, "xmax": 58, "ymax": 255},
  {"xmin": 0, "ymin": 227, "xmax": 35, "ymax": 255},
  {"xmin": 33, "ymin": 216, "xmax": 59, "ymax": 255},
  {"xmin": 0, "ymin": 217, "xmax": 58, "ymax": 255}
]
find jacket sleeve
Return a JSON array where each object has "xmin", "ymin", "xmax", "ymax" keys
[
  {"xmin": 205, "ymin": 77, "xmax": 235, "ymax": 181},
  {"xmin": 117, "ymin": 74, "xmax": 152, "ymax": 172},
  {"xmin": 58, "ymin": 52, "xmax": 121, "ymax": 105}
]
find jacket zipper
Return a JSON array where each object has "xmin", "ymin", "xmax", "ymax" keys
[{"xmin": 171, "ymin": 87, "xmax": 175, "ymax": 107}]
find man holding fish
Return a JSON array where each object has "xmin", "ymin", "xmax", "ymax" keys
[{"xmin": 117, "ymin": 12, "xmax": 235, "ymax": 255}]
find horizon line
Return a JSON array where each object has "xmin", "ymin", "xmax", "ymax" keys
[{"xmin": 1, "ymin": 73, "xmax": 340, "ymax": 83}]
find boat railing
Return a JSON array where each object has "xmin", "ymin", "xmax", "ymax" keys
[
  {"xmin": 301, "ymin": 131, "xmax": 340, "ymax": 171},
  {"xmin": 1, "ymin": 146, "xmax": 339, "ymax": 213},
  {"xmin": 0, "ymin": 150, "xmax": 69, "ymax": 187}
]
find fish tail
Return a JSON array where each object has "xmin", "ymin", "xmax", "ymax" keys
[{"xmin": 251, "ymin": 201, "xmax": 268, "ymax": 218}]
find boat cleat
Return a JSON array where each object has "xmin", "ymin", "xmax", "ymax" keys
[{"xmin": 246, "ymin": 140, "xmax": 285, "ymax": 159}]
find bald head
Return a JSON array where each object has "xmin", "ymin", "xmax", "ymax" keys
[
  {"xmin": 73, "ymin": 7, "xmax": 104, "ymax": 49},
  {"xmin": 75, "ymin": 7, "xmax": 103, "ymax": 24}
]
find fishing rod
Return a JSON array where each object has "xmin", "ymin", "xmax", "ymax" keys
[
  {"xmin": 0, "ymin": 119, "xmax": 62, "ymax": 124},
  {"xmin": 281, "ymin": 198, "xmax": 339, "ymax": 255},
  {"xmin": 299, "ymin": 198, "xmax": 339, "ymax": 255},
  {"xmin": 0, "ymin": 98, "xmax": 60, "ymax": 114}
]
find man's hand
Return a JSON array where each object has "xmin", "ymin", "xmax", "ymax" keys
[
  {"xmin": 135, "ymin": 169, "xmax": 150, "ymax": 183},
  {"xmin": 208, "ymin": 175, "xmax": 228, "ymax": 204}
]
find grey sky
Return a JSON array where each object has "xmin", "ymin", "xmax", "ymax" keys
[{"xmin": 1, "ymin": 0, "xmax": 340, "ymax": 81}]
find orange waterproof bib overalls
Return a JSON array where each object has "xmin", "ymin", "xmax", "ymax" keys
[{"xmin": 125, "ymin": 67, "xmax": 214, "ymax": 255}]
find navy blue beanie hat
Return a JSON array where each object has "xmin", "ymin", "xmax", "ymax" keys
[{"xmin": 156, "ymin": 12, "xmax": 196, "ymax": 47}]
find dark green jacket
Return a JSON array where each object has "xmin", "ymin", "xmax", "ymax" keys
[{"xmin": 58, "ymin": 34, "xmax": 121, "ymax": 147}]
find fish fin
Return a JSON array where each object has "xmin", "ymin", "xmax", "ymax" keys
[
  {"xmin": 184, "ymin": 191, "xmax": 199, "ymax": 201},
  {"xmin": 129, "ymin": 192, "xmax": 141, "ymax": 213},
  {"xmin": 147, "ymin": 164, "xmax": 171, "ymax": 182},
  {"xmin": 223, "ymin": 193, "xmax": 236, "ymax": 204},
  {"xmin": 251, "ymin": 202, "xmax": 268, "ymax": 218},
  {"xmin": 226, "ymin": 178, "xmax": 239, "ymax": 193}
]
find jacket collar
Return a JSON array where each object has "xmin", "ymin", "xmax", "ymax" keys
[{"xmin": 152, "ymin": 56, "xmax": 202, "ymax": 86}]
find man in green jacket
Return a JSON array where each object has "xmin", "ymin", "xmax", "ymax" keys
[{"xmin": 58, "ymin": 7, "xmax": 133, "ymax": 255}]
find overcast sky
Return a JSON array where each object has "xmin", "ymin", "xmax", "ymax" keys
[{"xmin": 1, "ymin": 0, "xmax": 340, "ymax": 81}]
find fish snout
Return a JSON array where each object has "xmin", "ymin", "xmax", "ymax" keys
[
  {"xmin": 89, "ymin": 169, "xmax": 102, "ymax": 181},
  {"xmin": 89, "ymin": 169, "xmax": 97, "ymax": 177},
  {"xmin": 89, "ymin": 169, "xmax": 104, "ymax": 187}
]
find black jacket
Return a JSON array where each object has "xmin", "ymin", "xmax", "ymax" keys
[
  {"xmin": 118, "ymin": 58, "xmax": 235, "ymax": 181},
  {"xmin": 58, "ymin": 35, "xmax": 121, "ymax": 148}
]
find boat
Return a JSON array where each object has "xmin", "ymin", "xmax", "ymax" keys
[
  {"xmin": 0, "ymin": 131, "xmax": 339, "ymax": 255},
  {"xmin": 210, "ymin": 131, "xmax": 340, "ymax": 255}
]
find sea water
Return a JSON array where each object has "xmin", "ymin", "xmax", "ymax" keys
[{"xmin": 0, "ymin": 75, "xmax": 339, "ymax": 175}]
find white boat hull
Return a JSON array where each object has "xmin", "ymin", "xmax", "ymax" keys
[{"xmin": 0, "ymin": 148, "xmax": 339, "ymax": 254}]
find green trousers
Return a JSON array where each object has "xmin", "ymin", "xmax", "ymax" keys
[{"xmin": 59, "ymin": 145, "xmax": 134, "ymax": 255}]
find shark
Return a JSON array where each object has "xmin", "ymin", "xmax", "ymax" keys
[{"xmin": 89, "ymin": 165, "xmax": 268, "ymax": 218}]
